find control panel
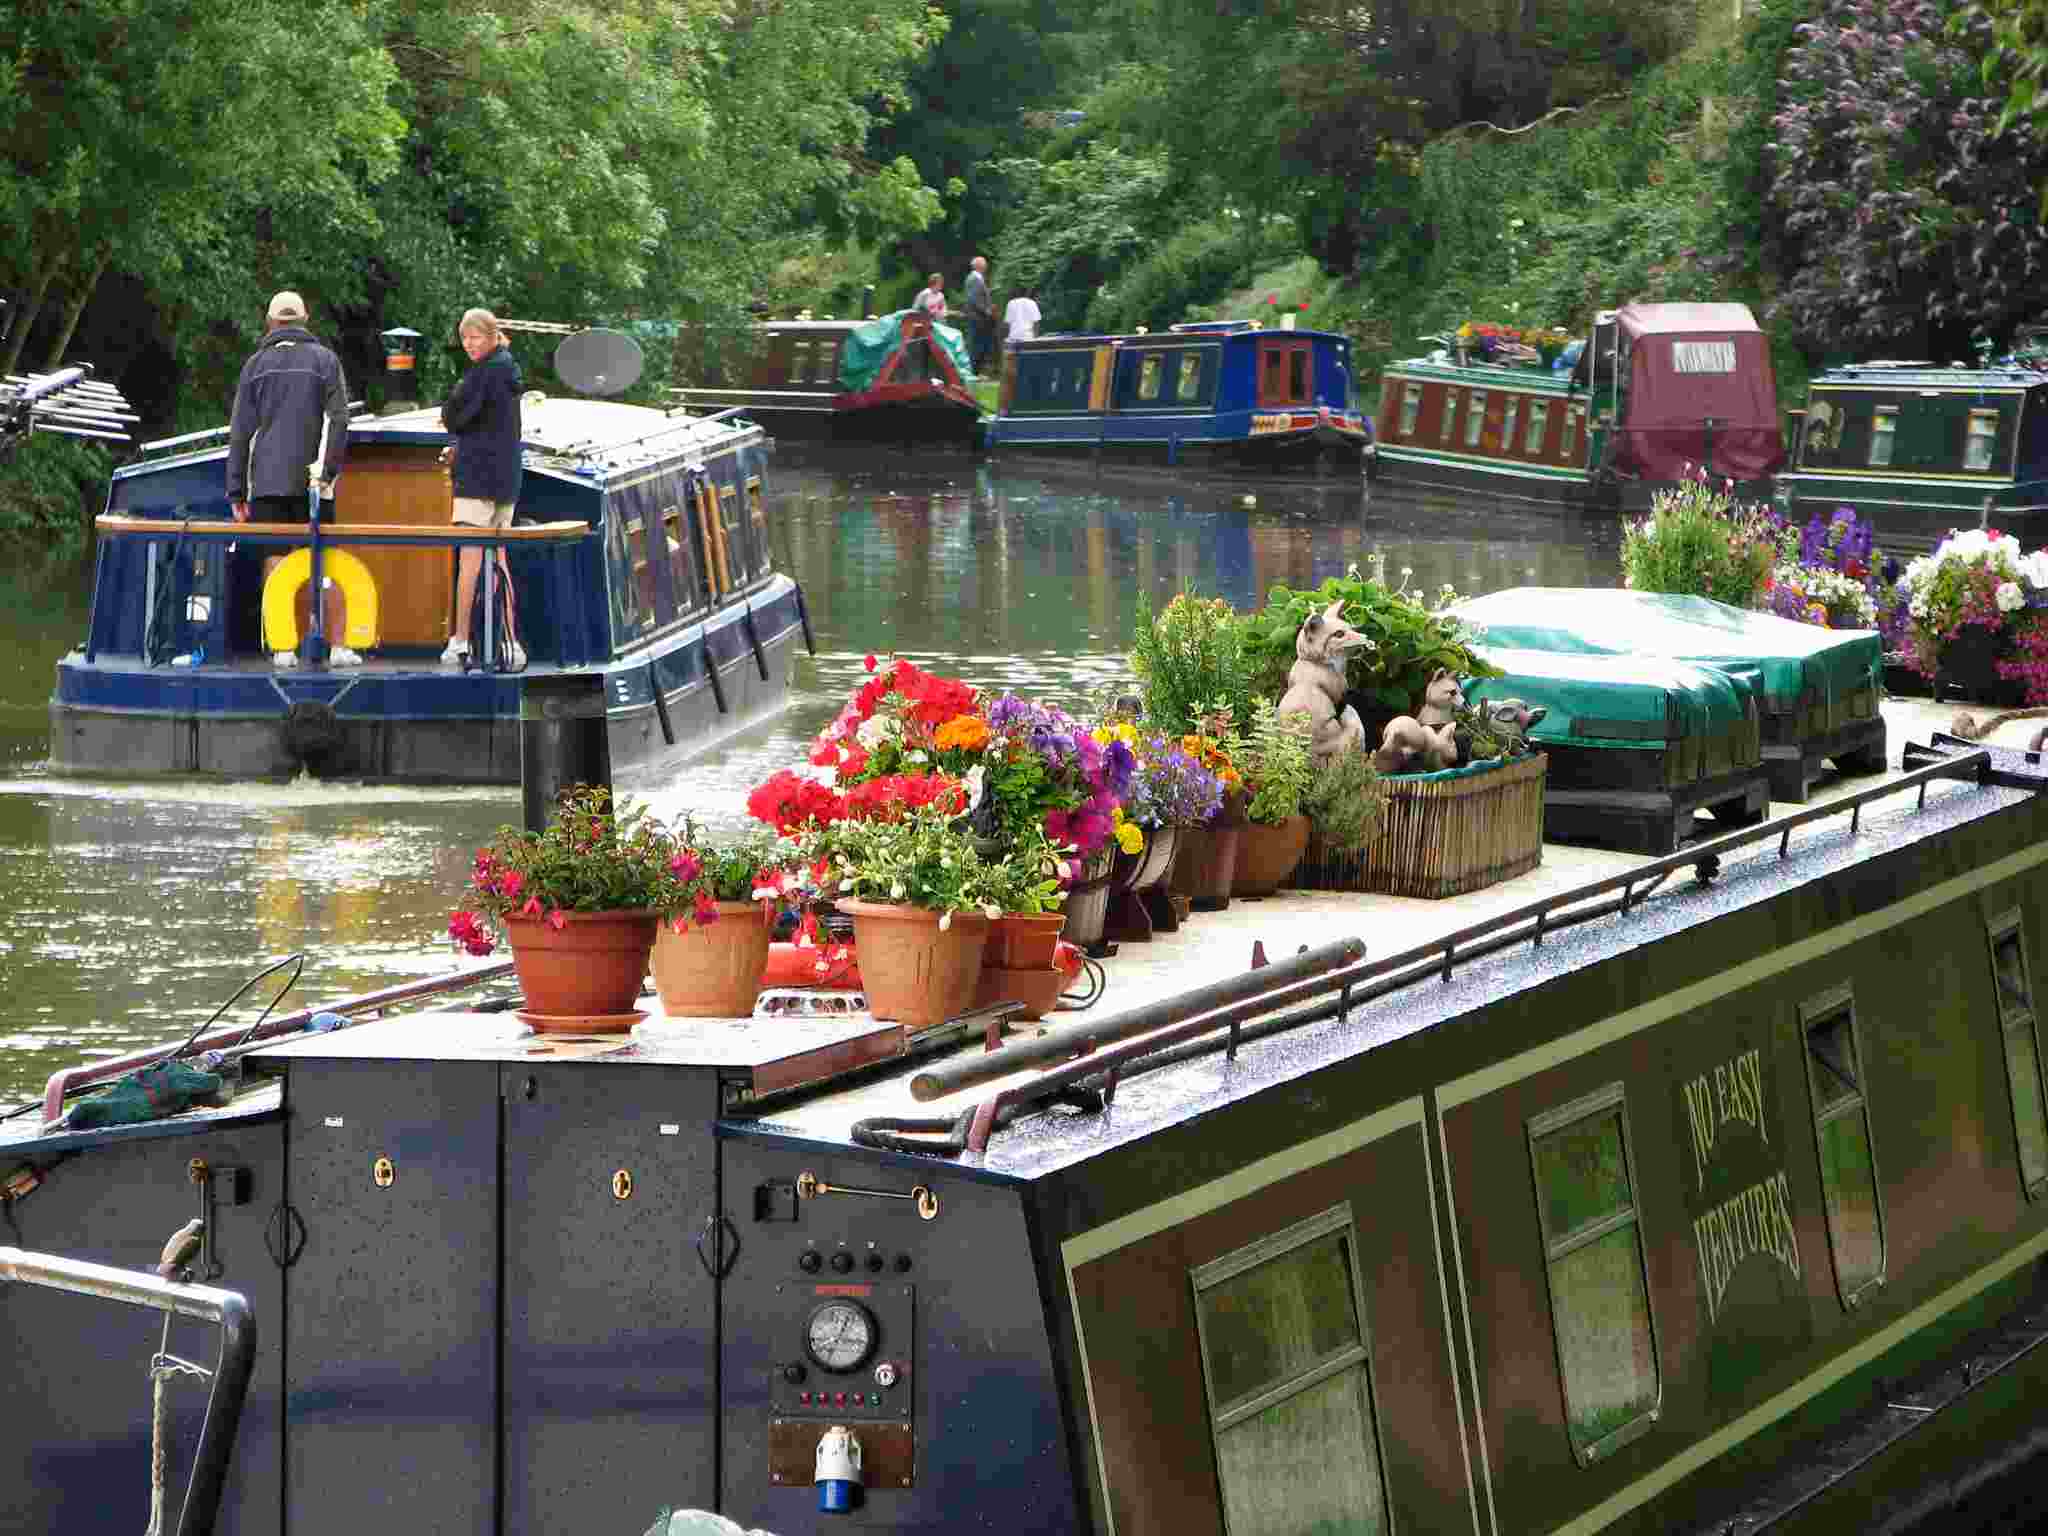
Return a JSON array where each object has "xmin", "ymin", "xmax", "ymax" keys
[{"xmin": 767, "ymin": 1279, "xmax": 913, "ymax": 1422}]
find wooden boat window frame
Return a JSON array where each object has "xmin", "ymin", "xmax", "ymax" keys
[
  {"xmin": 1256, "ymin": 339, "xmax": 1313, "ymax": 409},
  {"xmin": 1463, "ymin": 390, "xmax": 1487, "ymax": 449},
  {"xmin": 608, "ymin": 507, "xmax": 653, "ymax": 639},
  {"xmin": 1438, "ymin": 385, "xmax": 1458, "ymax": 444},
  {"xmin": 1985, "ymin": 908, "xmax": 2048, "ymax": 1201},
  {"xmin": 1499, "ymin": 394, "xmax": 1521, "ymax": 454},
  {"xmin": 1186, "ymin": 1202, "xmax": 1394, "ymax": 1530},
  {"xmin": 1526, "ymin": 1082, "xmax": 1663, "ymax": 1467},
  {"xmin": 661, "ymin": 501, "xmax": 708, "ymax": 620},
  {"xmin": 1797, "ymin": 984, "xmax": 1888, "ymax": 1310}
]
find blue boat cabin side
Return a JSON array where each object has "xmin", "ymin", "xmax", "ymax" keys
[{"xmin": 991, "ymin": 321, "xmax": 1370, "ymax": 455}]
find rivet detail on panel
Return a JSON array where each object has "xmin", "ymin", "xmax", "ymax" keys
[
  {"xmin": 613, "ymin": 1168, "xmax": 634, "ymax": 1201},
  {"xmin": 372, "ymin": 1156, "xmax": 395, "ymax": 1189}
]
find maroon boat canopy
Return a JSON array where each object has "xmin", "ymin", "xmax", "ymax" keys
[{"xmin": 1612, "ymin": 302, "xmax": 1785, "ymax": 483}]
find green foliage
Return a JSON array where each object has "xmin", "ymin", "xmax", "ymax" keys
[
  {"xmin": 986, "ymin": 144, "xmax": 1179, "ymax": 331},
  {"xmin": 463, "ymin": 785, "xmax": 695, "ymax": 924},
  {"xmin": 1240, "ymin": 697, "xmax": 1315, "ymax": 826},
  {"xmin": 0, "ymin": 436, "xmax": 110, "ymax": 552},
  {"xmin": 1128, "ymin": 590, "xmax": 1257, "ymax": 736},
  {"xmin": 1302, "ymin": 747, "xmax": 1385, "ymax": 854},
  {"xmin": 1619, "ymin": 474, "xmax": 1790, "ymax": 606},
  {"xmin": 1245, "ymin": 563, "xmax": 1498, "ymax": 718},
  {"xmin": 670, "ymin": 817, "xmax": 799, "ymax": 906},
  {"xmin": 984, "ymin": 824, "xmax": 1072, "ymax": 915},
  {"xmin": 1085, "ymin": 214, "xmax": 1301, "ymax": 334},
  {"xmin": 816, "ymin": 805, "xmax": 1006, "ymax": 916}
]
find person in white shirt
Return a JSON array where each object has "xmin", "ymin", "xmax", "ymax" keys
[
  {"xmin": 1004, "ymin": 290, "xmax": 1042, "ymax": 342},
  {"xmin": 912, "ymin": 273, "xmax": 947, "ymax": 320}
]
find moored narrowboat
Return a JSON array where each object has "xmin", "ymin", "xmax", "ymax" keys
[
  {"xmin": 984, "ymin": 320, "xmax": 1372, "ymax": 465},
  {"xmin": 6, "ymin": 712, "xmax": 2048, "ymax": 1535},
  {"xmin": 49, "ymin": 397, "xmax": 811, "ymax": 782},
  {"xmin": 670, "ymin": 312, "xmax": 981, "ymax": 444},
  {"xmin": 1373, "ymin": 302, "xmax": 1787, "ymax": 506},
  {"xmin": 1774, "ymin": 359, "xmax": 2048, "ymax": 535}
]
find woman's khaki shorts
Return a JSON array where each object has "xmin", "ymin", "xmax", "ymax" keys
[{"xmin": 453, "ymin": 497, "xmax": 516, "ymax": 529}]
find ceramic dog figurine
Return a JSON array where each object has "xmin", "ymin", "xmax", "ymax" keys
[{"xmin": 1277, "ymin": 600, "xmax": 1371, "ymax": 765}]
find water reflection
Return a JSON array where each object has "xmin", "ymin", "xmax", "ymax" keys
[{"xmin": 0, "ymin": 449, "xmax": 1622, "ymax": 1101}]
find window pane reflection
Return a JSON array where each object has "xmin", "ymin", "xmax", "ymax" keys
[{"xmin": 1215, "ymin": 1370, "xmax": 1386, "ymax": 1536}]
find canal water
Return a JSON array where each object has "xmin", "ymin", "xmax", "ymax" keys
[{"xmin": 0, "ymin": 446, "xmax": 1621, "ymax": 1103}]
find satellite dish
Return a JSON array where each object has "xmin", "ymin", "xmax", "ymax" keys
[{"xmin": 553, "ymin": 329, "xmax": 644, "ymax": 398}]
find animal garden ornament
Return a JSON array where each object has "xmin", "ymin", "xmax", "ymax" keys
[{"xmin": 1276, "ymin": 600, "xmax": 1371, "ymax": 765}]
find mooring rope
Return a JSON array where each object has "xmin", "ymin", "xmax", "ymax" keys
[{"xmin": 144, "ymin": 1311, "xmax": 213, "ymax": 1536}]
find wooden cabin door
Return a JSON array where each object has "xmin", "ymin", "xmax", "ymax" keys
[
  {"xmin": 332, "ymin": 450, "xmax": 457, "ymax": 648},
  {"xmin": 1257, "ymin": 341, "xmax": 1312, "ymax": 407}
]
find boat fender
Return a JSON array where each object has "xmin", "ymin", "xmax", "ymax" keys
[
  {"xmin": 261, "ymin": 546, "xmax": 381, "ymax": 654},
  {"xmin": 814, "ymin": 1425, "xmax": 862, "ymax": 1513},
  {"xmin": 282, "ymin": 699, "xmax": 344, "ymax": 766}
]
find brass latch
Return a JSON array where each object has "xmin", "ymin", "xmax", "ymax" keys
[
  {"xmin": 372, "ymin": 1156, "xmax": 395, "ymax": 1189},
  {"xmin": 612, "ymin": 1168, "xmax": 633, "ymax": 1201},
  {"xmin": 796, "ymin": 1170, "xmax": 938, "ymax": 1221}
]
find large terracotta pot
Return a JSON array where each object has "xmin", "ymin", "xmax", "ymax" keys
[
  {"xmin": 1106, "ymin": 824, "xmax": 1181, "ymax": 942},
  {"xmin": 838, "ymin": 899, "xmax": 991, "ymax": 1028},
  {"xmin": 988, "ymin": 912, "xmax": 1066, "ymax": 970},
  {"xmin": 1233, "ymin": 814, "xmax": 1311, "ymax": 897},
  {"xmin": 503, "ymin": 908, "xmax": 659, "ymax": 1024},
  {"xmin": 650, "ymin": 902, "xmax": 772, "ymax": 1016},
  {"xmin": 1171, "ymin": 821, "xmax": 1241, "ymax": 912}
]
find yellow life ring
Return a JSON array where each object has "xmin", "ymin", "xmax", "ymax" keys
[{"xmin": 261, "ymin": 547, "xmax": 381, "ymax": 653}]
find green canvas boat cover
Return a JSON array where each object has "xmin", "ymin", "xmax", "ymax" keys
[
  {"xmin": 840, "ymin": 310, "xmax": 975, "ymax": 391},
  {"xmin": 1463, "ymin": 646, "xmax": 1755, "ymax": 750},
  {"xmin": 1449, "ymin": 588, "xmax": 1882, "ymax": 717}
]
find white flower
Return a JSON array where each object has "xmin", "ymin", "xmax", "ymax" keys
[
  {"xmin": 938, "ymin": 910, "xmax": 952, "ymax": 931},
  {"xmin": 1997, "ymin": 580, "xmax": 2026, "ymax": 613},
  {"xmin": 905, "ymin": 749, "xmax": 928, "ymax": 763},
  {"xmin": 889, "ymin": 880, "xmax": 906, "ymax": 899},
  {"xmin": 2023, "ymin": 550, "xmax": 2048, "ymax": 590},
  {"xmin": 981, "ymin": 903, "xmax": 1001, "ymax": 920},
  {"xmin": 855, "ymin": 715, "xmax": 896, "ymax": 749},
  {"xmin": 963, "ymin": 764, "xmax": 987, "ymax": 812}
]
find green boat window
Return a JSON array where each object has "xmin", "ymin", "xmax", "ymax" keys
[
  {"xmin": 1399, "ymin": 383, "xmax": 1422, "ymax": 438},
  {"xmin": 1439, "ymin": 387, "xmax": 1458, "ymax": 443},
  {"xmin": 1565, "ymin": 405, "xmax": 1582, "ymax": 457},
  {"xmin": 1868, "ymin": 406, "xmax": 1896, "ymax": 467},
  {"xmin": 1501, "ymin": 395, "xmax": 1521, "ymax": 450},
  {"xmin": 1988, "ymin": 913, "xmax": 2048, "ymax": 1198},
  {"xmin": 1966, "ymin": 409, "xmax": 2001, "ymax": 471},
  {"xmin": 1192, "ymin": 1206, "xmax": 1389, "ymax": 1536},
  {"xmin": 1529, "ymin": 1086, "xmax": 1660, "ymax": 1465},
  {"xmin": 1464, "ymin": 391, "xmax": 1487, "ymax": 448},
  {"xmin": 1525, "ymin": 399, "xmax": 1550, "ymax": 454},
  {"xmin": 1801, "ymin": 987, "xmax": 1886, "ymax": 1306}
]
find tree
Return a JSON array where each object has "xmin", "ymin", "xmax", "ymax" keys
[{"xmin": 1770, "ymin": 0, "xmax": 2048, "ymax": 355}]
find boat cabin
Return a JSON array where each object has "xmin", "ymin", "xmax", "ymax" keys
[{"xmin": 987, "ymin": 320, "xmax": 1371, "ymax": 464}]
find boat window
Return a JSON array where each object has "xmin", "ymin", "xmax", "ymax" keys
[
  {"xmin": 662, "ymin": 502, "xmax": 705, "ymax": 612},
  {"xmin": 744, "ymin": 476, "xmax": 770, "ymax": 579},
  {"xmin": 1987, "ymin": 912, "xmax": 2048, "ymax": 1198},
  {"xmin": 1263, "ymin": 348, "xmax": 1286, "ymax": 405},
  {"xmin": 1528, "ymin": 1086, "xmax": 1660, "ymax": 1465},
  {"xmin": 1868, "ymin": 406, "xmax": 1897, "ymax": 467},
  {"xmin": 1439, "ymin": 388, "xmax": 1458, "ymax": 443},
  {"xmin": 1500, "ymin": 395, "xmax": 1521, "ymax": 450},
  {"xmin": 1800, "ymin": 987, "xmax": 1886, "ymax": 1305},
  {"xmin": 1525, "ymin": 399, "xmax": 1550, "ymax": 454},
  {"xmin": 1177, "ymin": 353, "xmax": 1206, "ymax": 403},
  {"xmin": 608, "ymin": 511, "xmax": 650, "ymax": 636},
  {"xmin": 1565, "ymin": 406, "xmax": 1582, "ymax": 458},
  {"xmin": 1966, "ymin": 408, "xmax": 2001, "ymax": 471},
  {"xmin": 1137, "ymin": 355, "xmax": 1162, "ymax": 402},
  {"xmin": 813, "ymin": 340, "xmax": 839, "ymax": 386},
  {"xmin": 718, "ymin": 485, "xmax": 750, "ymax": 584},
  {"xmin": 1464, "ymin": 391, "xmax": 1487, "ymax": 448},
  {"xmin": 1013, "ymin": 352, "xmax": 1093, "ymax": 412},
  {"xmin": 1288, "ymin": 349, "xmax": 1309, "ymax": 402},
  {"xmin": 1191, "ymin": 1206, "xmax": 1389, "ymax": 1536},
  {"xmin": 788, "ymin": 340, "xmax": 811, "ymax": 385},
  {"xmin": 1399, "ymin": 383, "xmax": 1422, "ymax": 438}
]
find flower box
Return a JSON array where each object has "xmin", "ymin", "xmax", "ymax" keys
[{"xmin": 1296, "ymin": 753, "xmax": 1546, "ymax": 899}]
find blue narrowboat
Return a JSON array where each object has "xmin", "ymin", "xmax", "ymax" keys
[
  {"xmin": 983, "ymin": 319, "xmax": 1372, "ymax": 465},
  {"xmin": 49, "ymin": 397, "xmax": 811, "ymax": 782}
]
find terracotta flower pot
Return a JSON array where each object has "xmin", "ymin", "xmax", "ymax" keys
[
  {"xmin": 1232, "ymin": 814, "xmax": 1311, "ymax": 897},
  {"xmin": 838, "ymin": 899, "xmax": 991, "ymax": 1028},
  {"xmin": 650, "ymin": 902, "xmax": 772, "ymax": 1017},
  {"xmin": 503, "ymin": 909, "xmax": 660, "ymax": 1023},
  {"xmin": 988, "ymin": 912, "xmax": 1066, "ymax": 970},
  {"xmin": 1171, "ymin": 821, "xmax": 1241, "ymax": 912}
]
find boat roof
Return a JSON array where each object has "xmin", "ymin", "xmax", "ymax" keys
[
  {"xmin": 1808, "ymin": 362, "xmax": 2048, "ymax": 389},
  {"xmin": 1615, "ymin": 301, "xmax": 1764, "ymax": 337},
  {"xmin": 1009, "ymin": 324, "xmax": 1347, "ymax": 347}
]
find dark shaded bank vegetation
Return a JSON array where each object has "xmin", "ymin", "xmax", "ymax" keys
[{"xmin": 5, "ymin": 0, "xmax": 2046, "ymax": 549}]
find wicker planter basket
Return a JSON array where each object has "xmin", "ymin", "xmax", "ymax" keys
[{"xmin": 1296, "ymin": 753, "xmax": 1547, "ymax": 899}]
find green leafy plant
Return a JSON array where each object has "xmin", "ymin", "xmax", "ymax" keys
[
  {"xmin": 1239, "ymin": 697, "xmax": 1315, "ymax": 825},
  {"xmin": 1302, "ymin": 748, "xmax": 1386, "ymax": 854},
  {"xmin": 984, "ymin": 824, "xmax": 1073, "ymax": 915},
  {"xmin": 1129, "ymin": 589, "xmax": 1257, "ymax": 734},
  {"xmin": 1619, "ymin": 470, "xmax": 1789, "ymax": 606},
  {"xmin": 1244, "ymin": 558, "xmax": 1497, "ymax": 717},
  {"xmin": 815, "ymin": 805, "xmax": 1007, "ymax": 919}
]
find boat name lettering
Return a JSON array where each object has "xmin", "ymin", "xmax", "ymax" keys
[
  {"xmin": 1681, "ymin": 1046, "xmax": 1767, "ymax": 1192},
  {"xmin": 1672, "ymin": 341, "xmax": 1736, "ymax": 374},
  {"xmin": 813, "ymin": 1283, "xmax": 873, "ymax": 1298},
  {"xmin": 1693, "ymin": 1170, "xmax": 1802, "ymax": 1324}
]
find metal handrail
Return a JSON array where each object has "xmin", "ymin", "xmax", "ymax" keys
[
  {"xmin": 0, "ymin": 1248, "xmax": 254, "ymax": 1536},
  {"xmin": 139, "ymin": 403, "xmax": 367, "ymax": 456}
]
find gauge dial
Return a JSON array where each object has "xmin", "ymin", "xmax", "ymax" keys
[{"xmin": 804, "ymin": 1299, "xmax": 877, "ymax": 1373}]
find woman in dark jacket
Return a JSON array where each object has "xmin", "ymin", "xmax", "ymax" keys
[{"xmin": 439, "ymin": 308, "xmax": 525, "ymax": 666}]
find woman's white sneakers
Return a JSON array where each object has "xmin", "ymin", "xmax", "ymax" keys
[{"xmin": 441, "ymin": 637, "xmax": 471, "ymax": 666}]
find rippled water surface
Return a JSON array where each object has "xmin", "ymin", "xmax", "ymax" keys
[{"xmin": 0, "ymin": 446, "xmax": 1621, "ymax": 1102}]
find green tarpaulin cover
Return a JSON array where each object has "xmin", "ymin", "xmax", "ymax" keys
[
  {"xmin": 65, "ymin": 1058, "xmax": 227, "ymax": 1129},
  {"xmin": 1449, "ymin": 588, "xmax": 1882, "ymax": 715},
  {"xmin": 839, "ymin": 309, "xmax": 975, "ymax": 392},
  {"xmin": 1462, "ymin": 645, "xmax": 1755, "ymax": 749}
]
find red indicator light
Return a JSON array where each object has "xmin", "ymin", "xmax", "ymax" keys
[{"xmin": 835, "ymin": 1392, "xmax": 847, "ymax": 1406}]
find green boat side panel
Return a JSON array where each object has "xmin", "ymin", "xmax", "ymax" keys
[
  {"xmin": 1450, "ymin": 588, "xmax": 1883, "ymax": 712},
  {"xmin": 1462, "ymin": 645, "xmax": 1753, "ymax": 748},
  {"xmin": 840, "ymin": 309, "xmax": 976, "ymax": 391}
]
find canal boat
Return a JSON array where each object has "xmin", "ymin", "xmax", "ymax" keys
[
  {"xmin": 49, "ymin": 396, "xmax": 811, "ymax": 783},
  {"xmin": 669, "ymin": 312, "xmax": 981, "ymax": 444},
  {"xmin": 5, "ymin": 706, "xmax": 2048, "ymax": 1535},
  {"xmin": 1373, "ymin": 303, "xmax": 1787, "ymax": 506},
  {"xmin": 983, "ymin": 320, "xmax": 1373, "ymax": 466},
  {"xmin": 1773, "ymin": 358, "xmax": 2048, "ymax": 535}
]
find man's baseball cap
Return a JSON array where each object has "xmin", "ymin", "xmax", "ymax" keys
[{"xmin": 267, "ymin": 291, "xmax": 308, "ymax": 322}]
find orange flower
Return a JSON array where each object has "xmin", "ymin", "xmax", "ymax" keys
[{"xmin": 934, "ymin": 714, "xmax": 992, "ymax": 753}]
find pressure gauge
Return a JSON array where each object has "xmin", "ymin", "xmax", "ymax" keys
[{"xmin": 804, "ymin": 1299, "xmax": 877, "ymax": 1373}]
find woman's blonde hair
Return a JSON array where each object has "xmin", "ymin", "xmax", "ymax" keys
[{"xmin": 459, "ymin": 308, "xmax": 504, "ymax": 346}]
